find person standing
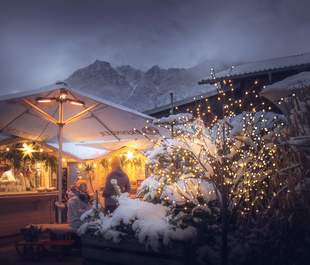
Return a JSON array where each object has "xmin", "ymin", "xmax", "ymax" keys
[
  {"xmin": 67, "ymin": 179, "xmax": 91, "ymax": 230},
  {"xmin": 103, "ymin": 156, "xmax": 131, "ymax": 213}
]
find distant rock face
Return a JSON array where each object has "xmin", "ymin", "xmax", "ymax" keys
[{"xmin": 66, "ymin": 59, "xmax": 232, "ymax": 112}]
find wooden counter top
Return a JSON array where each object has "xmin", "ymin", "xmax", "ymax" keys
[{"xmin": 0, "ymin": 191, "xmax": 58, "ymax": 202}]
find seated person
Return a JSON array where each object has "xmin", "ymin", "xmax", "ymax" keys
[
  {"xmin": 103, "ymin": 157, "xmax": 131, "ymax": 213},
  {"xmin": 67, "ymin": 179, "xmax": 91, "ymax": 231}
]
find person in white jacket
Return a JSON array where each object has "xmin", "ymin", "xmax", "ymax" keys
[{"xmin": 67, "ymin": 179, "xmax": 91, "ymax": 230}]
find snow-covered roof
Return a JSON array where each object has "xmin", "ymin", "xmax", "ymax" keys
[
  {"xmin": 200, "ymin": 53, "xmax": 310, "ymax": 83},
  {"xmin": 144, "ymin": 85, "xmax": 217, "ymax": 115},
  {"xmin": 261, "ymin": 71, "xmax": 310, "ymax": 102}
]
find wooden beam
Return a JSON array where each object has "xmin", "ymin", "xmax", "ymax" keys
[
  {"xmin": 23, "ymin": 99, "xmax": 58, "ymax": 125},
  {"xmin": 64, "ymin": 103, "xmax": 99, "ymax": 125}
]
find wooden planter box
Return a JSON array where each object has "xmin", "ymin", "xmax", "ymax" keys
[{"xmin": 81, "ymin": 235, "xmax": 192, "ymax": 265}]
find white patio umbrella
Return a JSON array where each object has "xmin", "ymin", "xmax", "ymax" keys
[
  {"xmin": 0, "ymin": 82, "xmax": 161, "ymax": 222},
  {"xmin": 76, "ymin": 138, "xmax": 154, "ymax": 152}
]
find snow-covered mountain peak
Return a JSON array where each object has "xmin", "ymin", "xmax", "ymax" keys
[
  {"xmin": 66, "ymin": 59, "xmax": 233, "ymax": 112},
  {"xmin": 147, "ymin": 65, "xmax": 160, "ymax": 72},
  {"xmin": 88, "ymin": 60, "xmax": 114, "ymax": 72}
]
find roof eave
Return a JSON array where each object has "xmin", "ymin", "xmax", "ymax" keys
[
  {"xmin": 144, "ymin": 89, "xmax": 218, "ymax": 115},
  {"xmin": 198, "ymin": 63, "xmax": 310, "ymax": 85}
]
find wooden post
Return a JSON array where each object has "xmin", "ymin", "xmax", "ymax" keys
[
  {"xmin": 221, "ymin": 180, "xmax": 228, "ymax": 265},
  {"xmin": 268, "ymin": 72, "xmax": 272, "ymax": 84},
  {"xmin": 57, "ymin": 124, "xmax": 63, "ymax": 223},
  {"xmin": 95, "ymin": 190, "xmax": 99, "ymax": 210},
  {"xmin": 221, "ymin": 82, "xmax": 228, "ymax": 265},
  {"xmin": 170, "ymin": 92, "xmax": 174, "ymax": 138}
]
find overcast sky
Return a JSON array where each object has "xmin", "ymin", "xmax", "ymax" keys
[{"xmin": 0, "ymin": 0, "xmax": 309, "ymax": 91}]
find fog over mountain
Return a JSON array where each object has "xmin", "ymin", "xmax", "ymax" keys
[
  {"xmin": 1, "ymin": 0, "xmax": 309, "ymax": 94},
  {"xmin": 65, "ymin": 59, "xmax": 232, "ymax": 112}
]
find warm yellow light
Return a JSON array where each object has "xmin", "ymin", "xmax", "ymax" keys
[
  {"xmin": 69, "ymin": 99, "xmax": 84, "ymax": 106},
  {"xmin": 20, "ymin": 143, "xmax": 36, "ymax": 158},
  {"xmin": 6, "ymin": 147, "xmax": 9, "ymax": 151},
  {"xmin": 126, "ymin": 151, "xmax": 134, "ymax": 160},
  {"xmin": 36, "ymin": 97, "xmax": 53, "ymax": 103},
  {"xmin": 59, "ymin": 89, "xmax": 68, "ymax": 100}
]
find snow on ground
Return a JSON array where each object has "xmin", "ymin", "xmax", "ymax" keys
[{"xmin": 78, "ymin": 194, "xmax": 197, "ymax": 251}]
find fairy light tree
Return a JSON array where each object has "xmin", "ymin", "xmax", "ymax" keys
[
  {"xmin": 139, "ymin": 114, "xmax": 217, "ymax": 214},
  {"xmin": 188, "ymin": 69, "xmax": 287, "ymax": 265},
  {"xmin": 139, "ymin": 66, "xmax": 294, "ymax": 265}
]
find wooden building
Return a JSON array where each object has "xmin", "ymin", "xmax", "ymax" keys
[
  {"xmin": 145, "ymin": 53, "xmax": 310, "ymax": 122},
  {"xmin": 0, "ymin": 137, "xmax": 79, "ymax": 239},
  {"xmin": 0, "ymin": 84, "xmax": 155, "ymax": 242},
  {"xmin": 0, "ymin": 140, "xmax": 149, "ymax": 240}
]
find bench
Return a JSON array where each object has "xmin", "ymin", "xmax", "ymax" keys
[{"xmin": 16, "ymin": 223, "xmax": 78, "ymax": 261}]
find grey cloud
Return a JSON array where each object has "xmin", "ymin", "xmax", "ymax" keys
[{"xmin": 0, "ymin": 0, "xmax": 309, "ymax": 92}]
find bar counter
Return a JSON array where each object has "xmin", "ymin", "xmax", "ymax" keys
[{"xmin": 0, "ymin": 191, "xmax": 57, "ymax": 237}]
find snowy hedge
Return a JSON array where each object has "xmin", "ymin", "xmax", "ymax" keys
[{"xmin": 78, "ymin": 194, "xmax": 197, "ymax": 251}]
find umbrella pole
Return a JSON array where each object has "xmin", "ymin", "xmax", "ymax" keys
[
  {"xmin": 57, "ymin": 100, "xmax": 64, "ymax": 224},
  {"xmin": 57, "ymin": 124, "xmax": 63, "ymax": 223}
]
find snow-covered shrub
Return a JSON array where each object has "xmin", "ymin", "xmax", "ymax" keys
[
  {"xmin": 138, "ymin": 138, "xmax": 217, "ymax": 207},
  {"xmin": 193, "ymin": 91, "xmax": 310, "ymax": 265},
  {"xmin": 137, "ymin": 140, "xmax": 219, "ymax": 241},
  {"xmin": 79, "ymin": 100, "xmax": 310, "ymax": 264},
  {"xmin": 139, "ymin": 110, "xmax": 306, "ymax": 264},
  {"xmin": 140, "ymin": 111, "xmax": 289, "ymax": 219},
  {"xmin": 78, "ymin": 194, "xmax": 197, "ymax": 251}
]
